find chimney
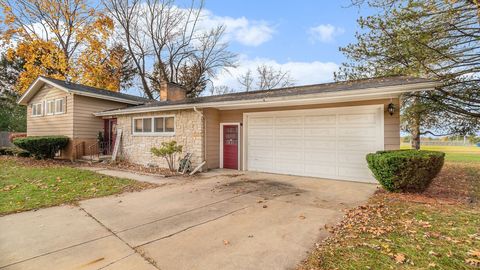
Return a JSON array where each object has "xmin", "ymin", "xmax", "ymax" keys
[{"xmin": 160, "ymin": 81, "xmax": 187, "ymax": 102}]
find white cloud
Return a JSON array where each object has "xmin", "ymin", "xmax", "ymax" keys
[
  {"xmin": 211, "ymin": 55, "xmax": 339, "ymax": 91},
  {"xmin": 308, "ymin": 24, "xmax": 344, "ymax": 43},
  {"xmin": 200, "ymin": 10, "xmax": 275, "ymax": 47}
]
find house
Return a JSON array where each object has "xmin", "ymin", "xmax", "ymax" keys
[
  {"xmin": 17, "ymin": 76, "xmax": 149, "ymax": 159},
  {"xmin": 18, "ymin": 76, "xmax": 438, "ymax": 183}
]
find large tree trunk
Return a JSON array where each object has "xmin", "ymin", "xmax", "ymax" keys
[{"xmin": 411, "ymin": 113, "xmax": 421, "ymax": 150}]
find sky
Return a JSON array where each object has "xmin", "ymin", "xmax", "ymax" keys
[{"xmin": 199, "ymin": 0, "xmax": 373, "ymax": 91}]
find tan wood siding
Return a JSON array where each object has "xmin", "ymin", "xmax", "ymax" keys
[
  {"xmin": 72, "ymin": 95, "xmax": 128, "ymax": 139},
  {"xmin": 204, "ymin": 108, "xmax": 220, "ymax": 169},
  {"xmin": 26, "ymin": 85, "xmax": 73, "ymax": 137},
  {"xmin": 206, "ymin": 98, "xmax": 400, "ymax": 169}
]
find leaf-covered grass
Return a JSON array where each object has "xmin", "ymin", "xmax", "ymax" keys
[
  {"xmin": 0, "ymin": 157, "xmax": 156, "ymax": 215},
  {"xmin": 299, "ymin": 162, "xmax": 480, "ymax": 270},
  {"xmin": 401, "ymin": 144, "xmax": 480, "ymax": 163}
]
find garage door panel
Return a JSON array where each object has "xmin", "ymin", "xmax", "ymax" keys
[
  {"xmin": 249, "ymin": 128, "xmax": 274, "ymax": 136},
  {"xmin": 275, "ymin": 116, "xmax": 303, "ymax": 126},
  {"xmin": 304, "ymin": 151, "xmax": 336, "ymax": 163},
  {"xmin": 305, "ymin": 164, "xmax": 337, "ymax": 177},
  {"xmin": 275, "ymin": 162, "xmax": 304, "ymax": 173},
  {"xmin": 337, "ymin": 141, "xmax": 378, "ymax": 152},
  {"xmin": 275, "ymin": 128, "xmax": 302, "ymax": 137},
  {"xmin": 248, "ymin": 138, "xmax": 274, "ymax": 147},
  {"xmin": 338, "ymin": 166, "xmax": 373, "ymax": 180},
  {"xmin": 248, "ymin": 159, "xmax": 274, "ymax": 171},
  {"xmin": 304, "ymin": 115, "xmax": 336, "ymax": 125},
  {"xmin": 337, "ymin": 152, "xmax": 368, "ymax": 166},
  {"xmin": 304, "ymin": 139, "xmax": 336, "ymax": 150},
  {"xmin": 248, "ymin": 149, "xmax": 274, "ymax": 159},
  {"xmin": 338, "ymin": 113, "xmax": 376, "ymax": 125},
  {"xmin": 249, "ymin": 117, "xmax": 274, "ymax": 126},
  {"xmin": 304, "ymin": 128, "xmax": 336, "ymax": 137},
  {"xmin": 276, "ymin": 138, "xmax": 303, "ymax": 149},
  {"xmin": 338, "ymin": 127, "xmax": 378, "ymax": 138},
  {"xmin": 276, "ymin": 151, "xmax": 303, "ymax": 161}
]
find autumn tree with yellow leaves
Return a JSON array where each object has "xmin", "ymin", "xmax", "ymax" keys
[{"xmin": 0, "ymin": 0, "xmax": 135, "ymax": 93}]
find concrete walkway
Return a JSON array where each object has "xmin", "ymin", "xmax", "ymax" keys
[
  {"xmin": 81, "ymin": 166, "xmax": 179, "ymax": 185},
  {"xmin": 0, "ymin": 170, "xmax": 377, "ymax": 270}
]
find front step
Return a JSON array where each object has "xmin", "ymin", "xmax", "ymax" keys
[{"xmin": 77, "ymin": 155, "xmax": 112, "ymax": 163}]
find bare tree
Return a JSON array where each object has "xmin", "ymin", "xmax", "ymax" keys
[
  {"xmin": 237, "ymin": 65, "xmax": 294, "ymax": 92},
  {"xmin": 237, "ymin": 69, "xmax": 254, "ymax": 92},
  {"xmin": 209, "ymin": 85, "xmax": 234, "ymax": 95},
  {"xmin": 103, "ymin": 0, "xmax": 236, "ymax": 99}
]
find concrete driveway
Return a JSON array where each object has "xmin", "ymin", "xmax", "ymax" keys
[{"xmin": 0, "ymin": 170, "xmax": 376, "ymax": 270}]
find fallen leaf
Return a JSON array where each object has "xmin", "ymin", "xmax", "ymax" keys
[
  {"xmin": 394, "ymin": 253, "xmax": 406, "ymax": 264},
  {"xmin": 468, "ymin": 250, "xmax": 480, "ymax": 258},
  {"xmin": 465, "ymin": 258, "xmax": 480, "ymax": 267},
  {"xmin": 299, "ymin": 214, "xmax": 306, "ymax": 220}
]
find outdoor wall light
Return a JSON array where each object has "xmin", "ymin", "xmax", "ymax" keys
[{"xmin": 387, "ymin": 102, "xmax": 396, "ymax": 116}]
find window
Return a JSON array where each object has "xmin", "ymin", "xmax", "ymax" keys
[
  {"xmin": 132, "ymin": 116, "xmax": 175, "ymax": 135},
  {"xmin": 46, "ymin": 100, "xmax": 55, "ymax": 115},
  {"xmin": 55, "ymin": 98, "xmax": 65, "ymax": 114},
  {"xmin": 143, "ymin": 118, "xmax": 152, "ymax": 132},
  {"xmin": 32, "ymin": 103, "xmax": 43, "ymax": 116}
]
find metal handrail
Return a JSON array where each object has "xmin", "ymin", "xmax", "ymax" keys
[
  {"xmin": 87, "ymin": 141, "xmax": 111, "ymax": 161},
  {"xmin": 74, "ymin": 141, "xmax": 85, "ymax": 160}
]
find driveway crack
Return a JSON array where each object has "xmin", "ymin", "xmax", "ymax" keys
[
  {"xmin": 134, "ymin": 207, "xmax": 248, "ymax": 248},
  {"xmin": 78, "ymin": 206, "xmax": 161, "ymax": 270}
]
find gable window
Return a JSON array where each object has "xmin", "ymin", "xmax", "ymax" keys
[
  {"xmin": 133, "ymin": 116, "xmax": 175, "ymax": 135},
  {"xmin": 55, "ymin": 98, "xmax": 65, "ymax": 114},
  {"xmin": 46, "ymin": 100, "xmax": 55, "ymax": 115},
  {"xmin": 32, "ymin": 103, "xmax": 43, "ymax": 116}
]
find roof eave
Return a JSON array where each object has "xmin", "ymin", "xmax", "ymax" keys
[
  {"xmin": 94, "ymin": 81, "xmax": 439, "ymax": 117},
  {"xmin": 17, "ymin": 76, "xmax": 144, "ymax": 105}
]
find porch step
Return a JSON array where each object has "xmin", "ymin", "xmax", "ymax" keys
[{"xmin": 77, "ymin": 155, "xmax": 112, "ymax": 163}]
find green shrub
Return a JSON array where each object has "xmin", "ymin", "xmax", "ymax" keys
[
  {"xmin": 366, "ymin": 149, "xmax": 445, "ymax": 192},
  {"xmin": 0, "ymin": 146, "xmax": 30, "ymax": 157},
  {"xmin": 13, "ymin": 136, "xmax": 69, "ymax": 159},
  {"xmin": 151, "ymin": 141, "xmax": 183, "ymax": 172}
]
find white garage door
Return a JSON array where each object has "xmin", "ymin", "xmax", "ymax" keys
[{"xmin": 245, "ymin": 105, "xmax": 384, "ymax": 183}]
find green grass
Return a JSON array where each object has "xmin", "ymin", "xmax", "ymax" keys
[
  {"xmin": 0, "ymin": 157, "xmax": 153, "ymax": 215},
  {"xmin": 401, "ymin": 144, "xmax": 480, "ymax": 163}
]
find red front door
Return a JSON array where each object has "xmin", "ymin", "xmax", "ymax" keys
[
  {"xmin": 223, "ymin": 125, "xmax": 239, "ymax": 170},
  {"xmin": 103, "ymin": 118, "xmax": 117, "ymax": 154}
]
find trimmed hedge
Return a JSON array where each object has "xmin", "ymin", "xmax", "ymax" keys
[
  {"xmin": 366, "ymin": 149, "xmax": 445, "ymax": 192},
  {"xmin": 13, "ymin": 136, "xmax": 69, "ymax": 159},
  {"xmin": 0, "ymin": 147, "xmax": 30, "ymax": 157}
]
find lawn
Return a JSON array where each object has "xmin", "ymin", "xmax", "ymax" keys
[
  {"xmin": 0, "ymin": 157, "xmax": 156, "ymax": 215},
  {"xmin": 401, "ymin": 144, "xmax": 480, "ymax": 163},
  {"xmin": 299, "ymin": 161, "xmax": 480, "ymax": 270}
]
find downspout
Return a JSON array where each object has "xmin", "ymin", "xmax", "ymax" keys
[{"xmin": 193, "ymin": 106, "xmax": 207, "ymax": 171}]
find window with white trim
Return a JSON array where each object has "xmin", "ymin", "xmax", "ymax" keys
[
  {"xmin": 133, "ymin": 116, "xmax": 175, "ymax": 135},
  {"xmin": 46, "ymin": 100, "xmax": 55, "ymax": 115},
  {"xmin": 55, "ymin": 98, "xmax": 65, "ymax": 114},
  {"xmin": 32, "ymin": 103, "xmax": 43, "ymax": 116}
]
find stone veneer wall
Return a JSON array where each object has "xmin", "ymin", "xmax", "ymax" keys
[{"xmin": 116, "ymin": 109, "xmax": 204, "ymax": 168}]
